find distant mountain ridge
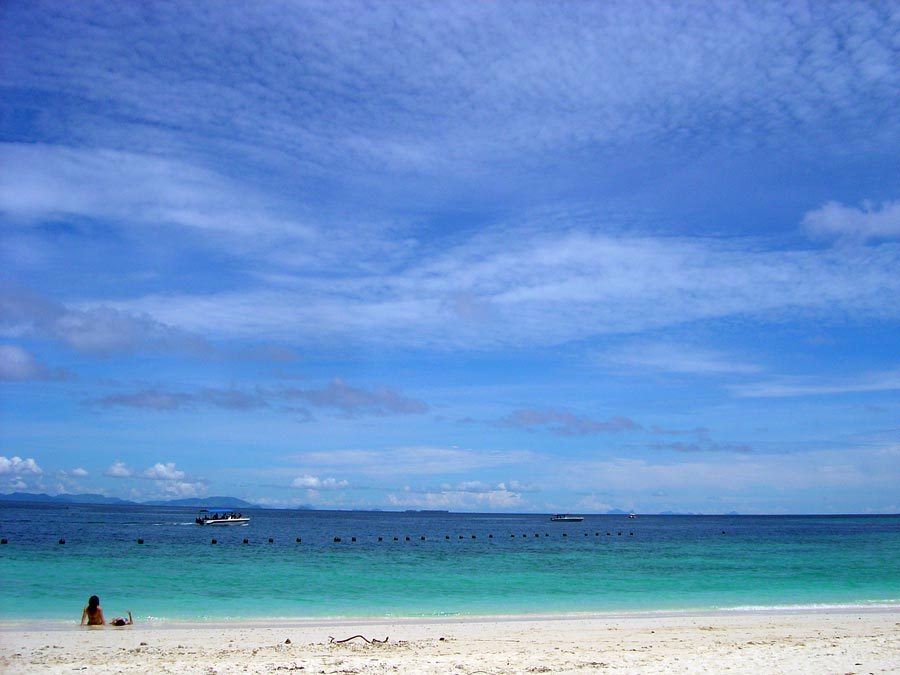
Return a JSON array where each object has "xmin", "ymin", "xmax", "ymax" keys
[{"xmin": 0, "ymin": 492, "xmax": 258, "ymax": 508}]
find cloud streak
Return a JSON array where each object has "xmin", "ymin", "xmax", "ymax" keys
[
  {"xmin": 731, "ymin": 368, "xmax": 900, "ymax": 398},
  {"xmin": 498, "ymin": 409, "xmax": 639, "ymax": 436},
  {"xmin": 102, "ymin": 230, "xmax": 900, "ymax": 350},
  {"xmin": 0, "ymin": 286, "xmax": 208, "ymax": 356},
  {"xmin": 86, "ymin": 380, "xmax": 427, "ymax": 418},
  {"xmin": 803, "ymin": 200, "xmax": 900, "ymax": 242}
]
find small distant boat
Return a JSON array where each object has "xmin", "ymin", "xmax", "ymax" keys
[
  {"xmin": 550, "ymin": 514, "xmax": 584, "ymax": 522},
  {"xmin": 195, "ymin": 509, "xmax": 250, "ymax": 526},
  {"xmin": 628, "ymin": 512, "xmax": 637, "ymax": 519}
]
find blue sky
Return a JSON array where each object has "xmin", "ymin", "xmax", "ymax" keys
[{"xmin": 1, "ymin": 1, "xmax": 898, "ymax": 513}]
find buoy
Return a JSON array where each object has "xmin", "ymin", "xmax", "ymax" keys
[
  {"xmin": 510, "ymin": 534, "xmax": 515, "ymax": 538},
  {"xmin": 393, "ymin": 536, "xmax": 399, "ymax": 541},
  {"xmin": 349, "ymin": 537, "xmax": 355, "ymax": 542},
  {"xmin": 522, "ymin": 534, "xmax": 527, "ymax": 538},
  {"xmin": 606, "ymin": 532, "xmax": 611, "ymax": 536},
  {"xmin": 137, "ymin": 538, "xmax": 144, "ymax": 544},
  {"xmin": 562, "ymin": 533, "xmax": 567, "ymax": 537},
  {"xmin": 405, "ymin": 536, "xmax": 410, "ymax": 541},
  {"xmin": 296, "ymin": 537, "xmax": 301, "ymax": 543},
  {"xmin": 488, "ymin": 534, "xmax": 493, "ymax": 538},
  {"xmin": 333, "ymin": 537, "xmax": 341, "ymax": 543},
  {"xmin": 378, "ymin": 536, "xmax": 383, "ymax": 542},
  {"xmin": 58, "ymin": 538, "xmax": 65, "ymax": 545},
  {"xmin": 595, "ymin": 532, "xmax": 599, "ymax": 536},
  {"xmin": 445, "ymin": 535, "xmax": 450, "ymax": 540},
  {"xmin": 1, "ymin": 538, "xmax": 8, "ymax": 544},
  {"xmin": 420, "ymin": 536, "xmax": 425, "ymax": 541},
  {"xmin": 211, "ymin": 539, "xmax": 217, "ymax": 544},
  {"xmin": 617, "ymin": 532, "xmax": 622, "ymax": 536},
  {"xmin": 243, "ymin": 539, "xmax": 249, "ymax": 544},
  {"xmin": 534, "ymin": 533, "xmax": 539, "ymax": 537},
  {"xmin": 629, "ymin": 532, "xmax": 634, "ymax": 536},
  {"xmin": 472, "ymin": 534, "xmax": 476, "ymax": 539},
  {"xmin": 268, "ymin": 538, "xmax": 274, "ymax": 543}
]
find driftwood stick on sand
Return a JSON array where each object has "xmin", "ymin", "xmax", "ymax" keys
[{"xmin": 328, "ymin": 635, "xmax": 389, "ymax": 645}]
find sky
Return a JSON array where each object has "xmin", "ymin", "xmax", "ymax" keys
[{"xmin": 1, "ymin": 0, "xmax": 898, "ymax": 514}]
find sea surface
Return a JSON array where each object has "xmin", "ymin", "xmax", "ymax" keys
[{"xmin": 1, "ymin": 503, "xmax": 898, "ymax": 623}]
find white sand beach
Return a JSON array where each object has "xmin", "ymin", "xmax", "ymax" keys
[{"xmin": 1, "ymin": 609, "xmax": 897, "ymax": 674}]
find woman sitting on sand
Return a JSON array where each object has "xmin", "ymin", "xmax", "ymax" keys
[{"xmin": 80, "ymin": 595, "xmax": 133, "ymax": 626}]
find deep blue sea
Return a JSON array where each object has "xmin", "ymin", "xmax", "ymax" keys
[{"xmin": 1, "ymin": 503, "xmax": 898, "ymax": 623}]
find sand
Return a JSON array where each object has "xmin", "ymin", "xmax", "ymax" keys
[{"xmin": 1, "ymin": 609, "xmax": 898, "ymax": 674}]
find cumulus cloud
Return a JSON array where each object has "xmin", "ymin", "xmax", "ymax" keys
[
  {"xmin": 291, "ymin": 474, "xmax": 349, "ymax": 490},
  {"xmin": 387, "ymin": 482, "xmax": 524, "ymax": 511},
  {"xmin": 70, "ymin": 467, "xmax": 89, "ymax": 477},
  {"xmin": 104, "ymin": 460, "xmax": 133, "ymax": 478},
  {"xmin": 498, "ymin": 409, "xmax": 639, "ymax": 436},
  {"xmin": 0, "ymin": 455, "xmax": 43, "ymax": 476},
  {"xmin": 803, "ymin": 200, "xmax": 900, "ymax": 242},
  {"xmin": 143, "ymin": 462, "xmax": 186, "ymax": 481},
  {"xmin": 160, "ymin": 480, "xmax": 206, "ymax": 498}
]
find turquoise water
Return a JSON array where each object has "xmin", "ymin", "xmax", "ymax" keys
[{"xmin": 1, "ymin": 504, "xmax": 898, "ymax": 622}]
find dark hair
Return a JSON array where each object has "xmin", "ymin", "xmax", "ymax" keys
[{"xmin": 87, "ymin": 595, "xmax": 100, "ymax": 616}]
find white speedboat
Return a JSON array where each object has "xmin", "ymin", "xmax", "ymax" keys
[
  {"xmin": 195, "ymin": 509, "xmax": 250, "ymax": 525},
  {"xmin": 550, "ymin": 514, "xmax": 584, "ymax": 522}
]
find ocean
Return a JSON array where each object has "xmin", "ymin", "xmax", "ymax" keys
[{"xmin": 1, "ymin": 503, "xmax": 898, "ymax": 623}]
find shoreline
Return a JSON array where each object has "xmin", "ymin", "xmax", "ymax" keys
[
  {"xmin": 2, "ymin": 608, "xmax": 897, "ymax": 673},
  {"xmin": 2, "ymin": 601, "xmax": 898, "ymax": 631}
]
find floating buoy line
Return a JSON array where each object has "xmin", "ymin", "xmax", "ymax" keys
[{"xmin": 7, "ymin": 530, "xmax": 661, "ymax": 547}]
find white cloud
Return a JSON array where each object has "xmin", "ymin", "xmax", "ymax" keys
[
  {"xmin": 161, "ymin": 480, "xmax": 206, "ymax": 498},
  {"xmin": 106, "ymin": 230, "xmax": 900, "ymax": 350},
  {"xmin": 104, "ymin": 460, "xmax": 133, "ymax": 478},
  {"xmin": 576, "ymin": 494, "xmax": 615, "ymax": 513},
  {"xmin": 0, "ymin": 287, "xmax": 208, "ymax": 356},
  {"xmin": 291, "ymin": 474, "xmax": 348, "ymax": 490},
  {"xmin": 0, "ymin": 455, "xmax": 43, "ymax": 476},
  {"xmin": 387, "ymin": 484, "xmax": 524, "ymax": 511},
  {"xmin": 142, "ymin": 462, "xmax": 186, "ymax": 481},
  {"xmin": 731, "ymin": 368, "xmax": 900, "ymax": 398},
  {"xmin": 803, "ymin": 200, "xmax": 900, "ymax": 241},
  {"xmin": 5, "ymin": 2, "xmax": 896, "ymax": 181},
  {"xmin": 71, "ymin": 467, "xmax": 89, "ymax": 477},
  {"xmin": 0, "ymin": 344, "xmax": 65, "ymax": 381},
  {"xmin": 553, "ymin": 445, "xmax": 900, "ymax": 495},
  {"xmin": 601, "ymin": 342, "xmax": 761, "ymax": 375}
]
